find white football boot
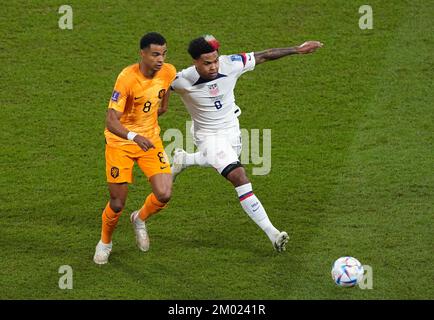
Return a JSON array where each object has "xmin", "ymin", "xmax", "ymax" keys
[
  {"xmin": 130, "ymin": 211, "xmax": 150, "ymax": 252},
  {"xmin": 171, "ymin": 148, "xmax": 187, "ymax": 181},
  {"xmin": 273, "ymin": 231, "xmax": 289, "ymax": 252},
  {"xmin": 93, "ymin": 240, "xmax": 112, "ymax": 265}
]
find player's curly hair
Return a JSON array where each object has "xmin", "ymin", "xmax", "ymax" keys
[
  {"xmin": 140, "ymin": 32, "xmax": 166, "ymax": 49},
  {"xmin": 188, "ymin": 35, "xmax": 220, "ymax": 59}
]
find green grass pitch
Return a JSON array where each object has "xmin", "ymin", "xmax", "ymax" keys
[{"xmin": 0, "ymin": 0, "xmax": 433, "ymax": 299}]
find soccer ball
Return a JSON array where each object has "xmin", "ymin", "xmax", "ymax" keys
[{"xmin": 331, "ymin": 256, "xmax": 364, "ymax": 287}]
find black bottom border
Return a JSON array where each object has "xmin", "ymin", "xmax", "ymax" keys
[{"xmin": 1, "ymin": 300, "xmax": 431, "ymax": 317}]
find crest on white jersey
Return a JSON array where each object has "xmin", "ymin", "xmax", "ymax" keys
[{"xmin": 208, "ymin": 83, "xmax": 220, "ymax": 96}]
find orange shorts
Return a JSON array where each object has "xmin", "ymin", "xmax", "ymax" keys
[{"xmin": 105, "ymin": 140, "xmax": 171, "ymax": 183}]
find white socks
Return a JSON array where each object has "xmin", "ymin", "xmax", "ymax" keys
[
  {"xmin": 180, "ymin": 152, "xmax": 280, "ymax": 243},
  {"xmin": 235, "ymin": 183, "xmax": 280, "ymax": 242}
]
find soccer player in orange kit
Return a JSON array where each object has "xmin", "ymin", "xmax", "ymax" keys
[{"xmin": 94, "ymin": 32, "xmax": 176, "ymax": 264}]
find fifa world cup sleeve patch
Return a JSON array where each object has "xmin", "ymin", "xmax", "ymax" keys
[
  {"xmin": 111, "ymin": 90, "xmax": 121, "ymax": 102},
  {"xmin": 230, "ymin": 53, "xmax": 247, "ymax": 66}
]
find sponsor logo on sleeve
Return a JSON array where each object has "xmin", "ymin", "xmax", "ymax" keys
[
  {"xmin": 230, "ymin": 54, "xmax": 242, "ymax": 62},
  {"xmin": 230, "ymin": 53, "xmax": 247, "ymax": 66},
  {"xmin": 111, "ymin": 90, "xmax": 121, "ymax": 102}
]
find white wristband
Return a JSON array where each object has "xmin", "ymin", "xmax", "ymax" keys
[{"xmin": 127, "ymin": 131, "xmax": 138, "ymax": 141}]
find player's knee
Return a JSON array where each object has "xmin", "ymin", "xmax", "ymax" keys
[
  {"xmin": 154, "ymin": 189, "xmax": 172, "ymax": 204},
  {"xmin": 110, "ymin": 198, "xmax": 125, "ymax": 213},
  {"xmin": 226, "ymin": 165, "xmax": 250, "ymax": 187}
]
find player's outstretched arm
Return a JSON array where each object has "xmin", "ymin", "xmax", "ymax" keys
[
  {"xmin": 254, "ymin": 41, "xmax": 323, "ymax": 65},
  {"xmin": 106, "ymin": 108, "xmax": 154, "ymax": 151}
]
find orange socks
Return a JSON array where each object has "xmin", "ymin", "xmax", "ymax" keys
[
  {"xmin": 138, "ymin": 193, "xmax": 167, "ymax": 221},
  {"xmin": 100, "ymin": 194, "xmax": 166, "ymax": 243},
  {"xmin": 101, "ymin": 202, "xmax": 121, "ymax": 244}
]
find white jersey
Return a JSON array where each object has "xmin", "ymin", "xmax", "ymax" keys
[{"xmin": 171, "ymin": 52, "xmax": 256, "ymax": 132}]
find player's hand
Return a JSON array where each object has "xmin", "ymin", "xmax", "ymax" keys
[
  {"xmin": 133, "ymin": 135, "xmax": 155, "ymax": 151},
  {"xmin": 296, "ymin": 41, "xmax": 323, "ymax": 54}
]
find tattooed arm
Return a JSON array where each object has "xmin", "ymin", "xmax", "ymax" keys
[{"xmin": 254, "ymin": 41, "xmax": 323, "ymax": 65}]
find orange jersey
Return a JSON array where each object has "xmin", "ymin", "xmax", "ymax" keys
[{"xmin": 104, "ymin": 63, "xmax": 176, "ymax": 147}]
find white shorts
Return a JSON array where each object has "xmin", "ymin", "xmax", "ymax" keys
[{"xmin": 192, "ymin": 123, "xmax": 242, "ymax": 174}]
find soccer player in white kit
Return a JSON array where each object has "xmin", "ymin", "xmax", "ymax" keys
[{"xmin": 171, "ymin": 35, "xmax": 322, "ymax": 252}]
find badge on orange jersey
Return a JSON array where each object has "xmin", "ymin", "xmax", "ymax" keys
[
  {"xmin": 158, "ymin": 89, "xmax": 166, "ymax": 99},
  {"xmin": 111, "ymin": 90, "xmax": 121, "ymax": 102},
  {"xmin": 110, "ymin": 167, "xmax": 119, "ymax": 178}
]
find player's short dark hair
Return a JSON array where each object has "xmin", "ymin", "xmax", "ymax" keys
[
  {"xmin": 140, "ymin": 32, "xmax": 166, "ymax": 49},
  {"xmin": 188, "ymin": 35, "xmax": 220, "ymax": 59}
]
